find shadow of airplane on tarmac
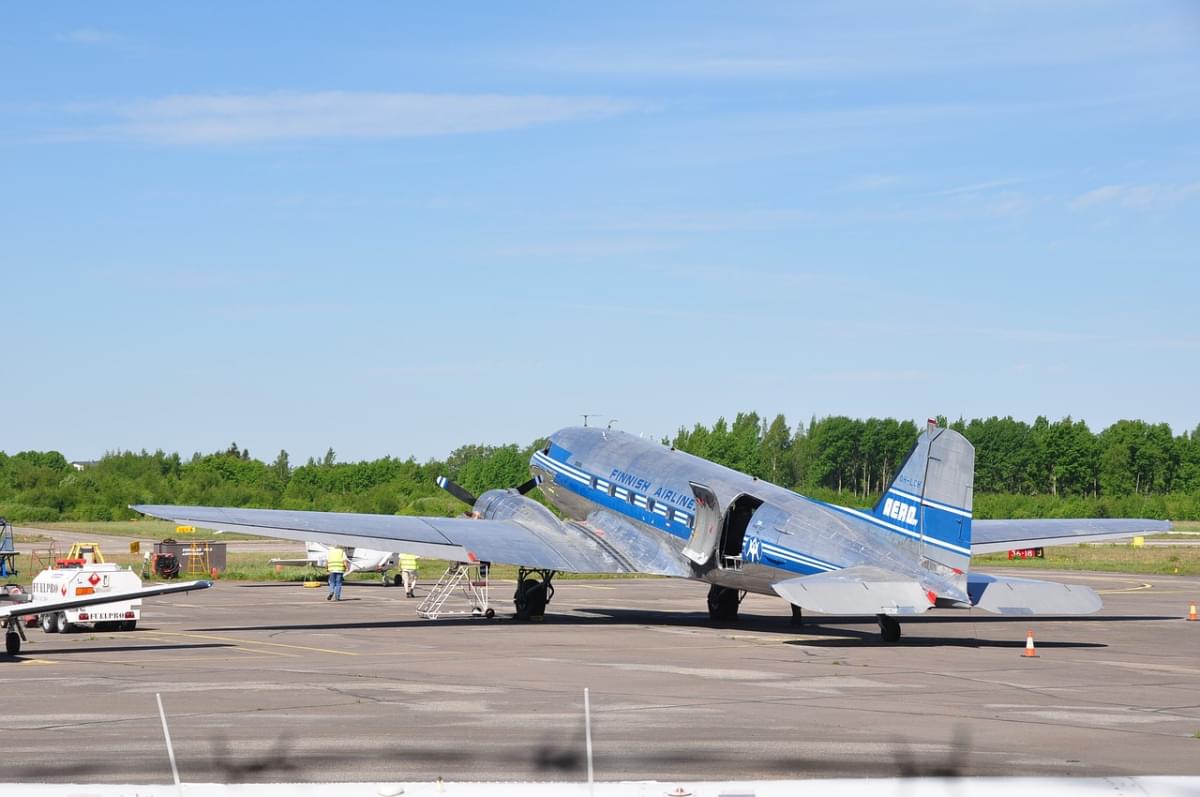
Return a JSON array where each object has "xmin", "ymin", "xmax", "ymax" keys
[
  {"xmin": 194, "ymin": 603, "xmax": 1174, "ymax": 648},
  {"xmin": 8, "ymin": 641, "xmax": 235, "ymax": 658}
]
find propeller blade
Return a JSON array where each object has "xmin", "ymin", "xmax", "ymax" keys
[
  {"xmin": 515, "ymin": 476, "xmax": 542, "ymax": 495},
  {"xmin": 436, "ymin": 476, "xmax": 478, "ymax": 507}
]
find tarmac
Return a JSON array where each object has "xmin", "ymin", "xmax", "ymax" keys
[{"xmin": 2, "ymin": 570, "xmax": 1198, "ymax": 784}]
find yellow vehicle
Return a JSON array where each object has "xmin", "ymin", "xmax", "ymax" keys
[{"xmin": 55, "ymin": 542, "xmax": 106, "ymax": 569}]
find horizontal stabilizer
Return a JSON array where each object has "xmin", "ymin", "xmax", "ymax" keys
[
  {"xmin": 971, "ymin": 518, "xmax": 1171, "ymax": 555},
  {"xmin": 772, "ymin": 566, "xmax": 935, "ymax": 616},
  {"xmin": 0, "ymin": 580, "xmax": 212, "ymax": 620},
  {"xmin": 967, "ymin": 572, "xmax": 1101, "ymax": 615}
]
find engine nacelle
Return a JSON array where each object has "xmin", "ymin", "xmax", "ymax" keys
[{"xmin": 474, "ymin": 489, "xmax": 562, "ymax": 535}]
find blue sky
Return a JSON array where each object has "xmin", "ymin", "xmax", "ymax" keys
[{"xmin": 3, "ymin": 2, "xmax": 1198, "ymax": 462}]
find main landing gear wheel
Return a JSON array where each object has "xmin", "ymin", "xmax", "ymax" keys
[
  {"xmin": 878, "ymin": 614, "xmax": 901, "ymax": 643},
  {"xmin": 707, "ymin": 585, "xmax": 741, "ymax": 623},
  {"xmin": 4, "ymin": 619, "xmax": 27, "ymax": 656},
  {"xmin": 513, "ymin": 568, "xmax": 556, "ymax": 621},
  {"xmin": 392, "ymin": 574, "xmax": 403, "ymax": 587}
]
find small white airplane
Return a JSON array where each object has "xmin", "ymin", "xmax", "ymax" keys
[
  {"xmin": 1, "ymin": 579, "xmax": 211, "ymax": 656},
  {"xmin": 268, "ymin": 542, "xmax": 401, "ymax": 585}
]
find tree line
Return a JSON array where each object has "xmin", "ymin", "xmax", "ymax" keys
[
  {"xmin": 667, "ymin": 413, "xmax": 1200, "ymax": 520},
  {"xmin": 2, "ymin": 413, "xmax": 1198, "ymax": 524}
]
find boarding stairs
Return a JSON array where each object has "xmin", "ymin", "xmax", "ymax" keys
[{"xmin": 415, "ymin": 562, "xmax": 493, "ymax": 620}]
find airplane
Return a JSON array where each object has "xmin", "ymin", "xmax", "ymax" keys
[
  {"xmin": 2, "ymin": 579, "xmax": 212, "ymax": 656},
  {"xmin": 268, "ymin": 542, "xmax": 402, "ymax": 586},
  {"xmin": 133, "ymin": 421, "xmax": 1170, "ymax": 642}
]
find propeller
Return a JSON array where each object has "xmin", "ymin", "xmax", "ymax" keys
[
  {"xmin": 436, "ymin": 476, "xmax": 478, "ymax": 507},
  {"xmin": 514, "ymin": 476, "xmax": 541, "ymax": 495},
  {"xmin": 436, "ymin": 475, "xmax": 542, "ymax": 508}
]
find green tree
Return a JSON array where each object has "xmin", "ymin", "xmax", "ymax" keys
[
  {"xmin": 271, "ymin": 450, "xmax": 291, "ymax": 483},
  {"xmin": 807, "ymin": 416, "xmax": 861, "ymax": 494},
  {"xmin": 759, "ymin": 414, "xmax": 793, "ymax": 485}
]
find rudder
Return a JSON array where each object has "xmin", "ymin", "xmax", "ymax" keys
[{"xmin": 873, "ymin": 421, "xmax": 974, "ymax": 570}]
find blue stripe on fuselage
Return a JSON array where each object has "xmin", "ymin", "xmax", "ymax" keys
[
  {"xmin": 532, "ymin": 447, "xmax": 843, "ymax": 575},
  {"xmin": 533, "ymin": 450, "xmax": 689, "ymax": 539}
]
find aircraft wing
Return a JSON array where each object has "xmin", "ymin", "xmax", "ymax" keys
[
  {"xmin": 971, "ymin": 518, "xmax": 1172, "ymax": 555},
  {"xmin": 0, "ymin": 580, "xmax": 211, "ymax": 620},
  {"xmin": 132, "ymin": 505, "xmax": 639, "ymax": 574}
]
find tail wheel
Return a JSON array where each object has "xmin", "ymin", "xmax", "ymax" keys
[{"xmin": 5, "ymin": 632, "xmax": 19, "ymax": 656}]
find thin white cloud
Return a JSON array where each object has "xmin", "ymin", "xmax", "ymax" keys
[
  {"xmin": 601, "ymin": 208, "xmax": 817, "ymax": 232},
  {"xmin": 927, "ymin": 177, "xmax": 1030, "ymax": 197},
  {"xmin": 1071, "ymin": 185, "xmax": 1126, "ymax": 208},
  {"xmin": 57, "ymin": 29, "xmax": 123, "ymax": 47},
  {"xmin": 1070, "ymin": 182, "xmax": 1200, "ymax": 210},
  {"xmin": 814, "ymin": 370, "xmax": 932, "ymax": 384},
  {"xmin": 831, "ymin": 320, "xmax": 1200, "ymax": 352},
  {"xmin": 489, "ymin": 237, "xmax": 678, "ymax": 258},
  {"xmin": 520, "ymin": 17, "xmax": 1193, "ymax": 81},
  {"xmin": 844, "ymin": 173, "xmax": 907, "ymax": 191},
  {"xmin": 55, "ymin": 91, "xmax": 646, "ymax": 145}
]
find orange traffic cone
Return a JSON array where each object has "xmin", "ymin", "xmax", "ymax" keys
[
  {"xmin": 1188, "ymin": 603, "xmax": 1198, "ymax": 622},
  {"xmin": 1022, "ymin": 630, "xmax": 1039, "ymax": 657}
]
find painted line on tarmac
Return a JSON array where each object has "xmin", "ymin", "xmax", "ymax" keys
[
  {"xmin": 1097, "ymin": 583, "xmax": 1154, "ymax": 594},
  {"xmin": 98, "ymin": 633, "xmax": 300, "ymax": 659},
  {"xmin": 1094, "ymin": 584, "xmax": 1194, "ymax": 595},
  {"xmin": 148, "ymin": 630, "xmax": 357, "ymax": 656},
  {"xmin": 18, "ymin": 659, "xmax": 55, "ymax": 666}
]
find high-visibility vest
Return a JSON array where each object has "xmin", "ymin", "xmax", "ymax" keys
[
  {"xmin": 399, "ymin": 553, "xmax": 418, "ymax": 572},
  {"xmin": 326, "ymin": 547, "xmax": 347, "ymax": 573}
]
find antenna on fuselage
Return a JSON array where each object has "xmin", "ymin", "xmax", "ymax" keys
[
  {"xmin": 606, "ymin": 419, "xmax": 619, "ymax": 430},
  {"xmin": 581, "ymin": 414, "xmax": 601, "ymax": 427}
]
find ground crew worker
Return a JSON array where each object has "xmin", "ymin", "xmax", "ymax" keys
[
  {"xmin": 326, "ymin": 545, "xmax": 347, "ymax": 601},
  {"xmin": 399, "ymin": 552, "xmax": 419, "ymax": 598}
]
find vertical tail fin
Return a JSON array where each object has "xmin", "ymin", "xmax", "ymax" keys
[{"xmin": 873, "ymin": 421, "xmax": 974, "ymax": 570}]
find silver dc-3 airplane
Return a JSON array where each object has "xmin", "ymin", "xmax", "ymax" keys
[{"xmin": 134, "ymin": 421, "xmax": 1169, "ymax": 641}]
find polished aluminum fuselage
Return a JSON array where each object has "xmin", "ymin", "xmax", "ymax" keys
[{"xmin": 531, "ymin": 427, "xmax": 950, "ymax": 597}]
